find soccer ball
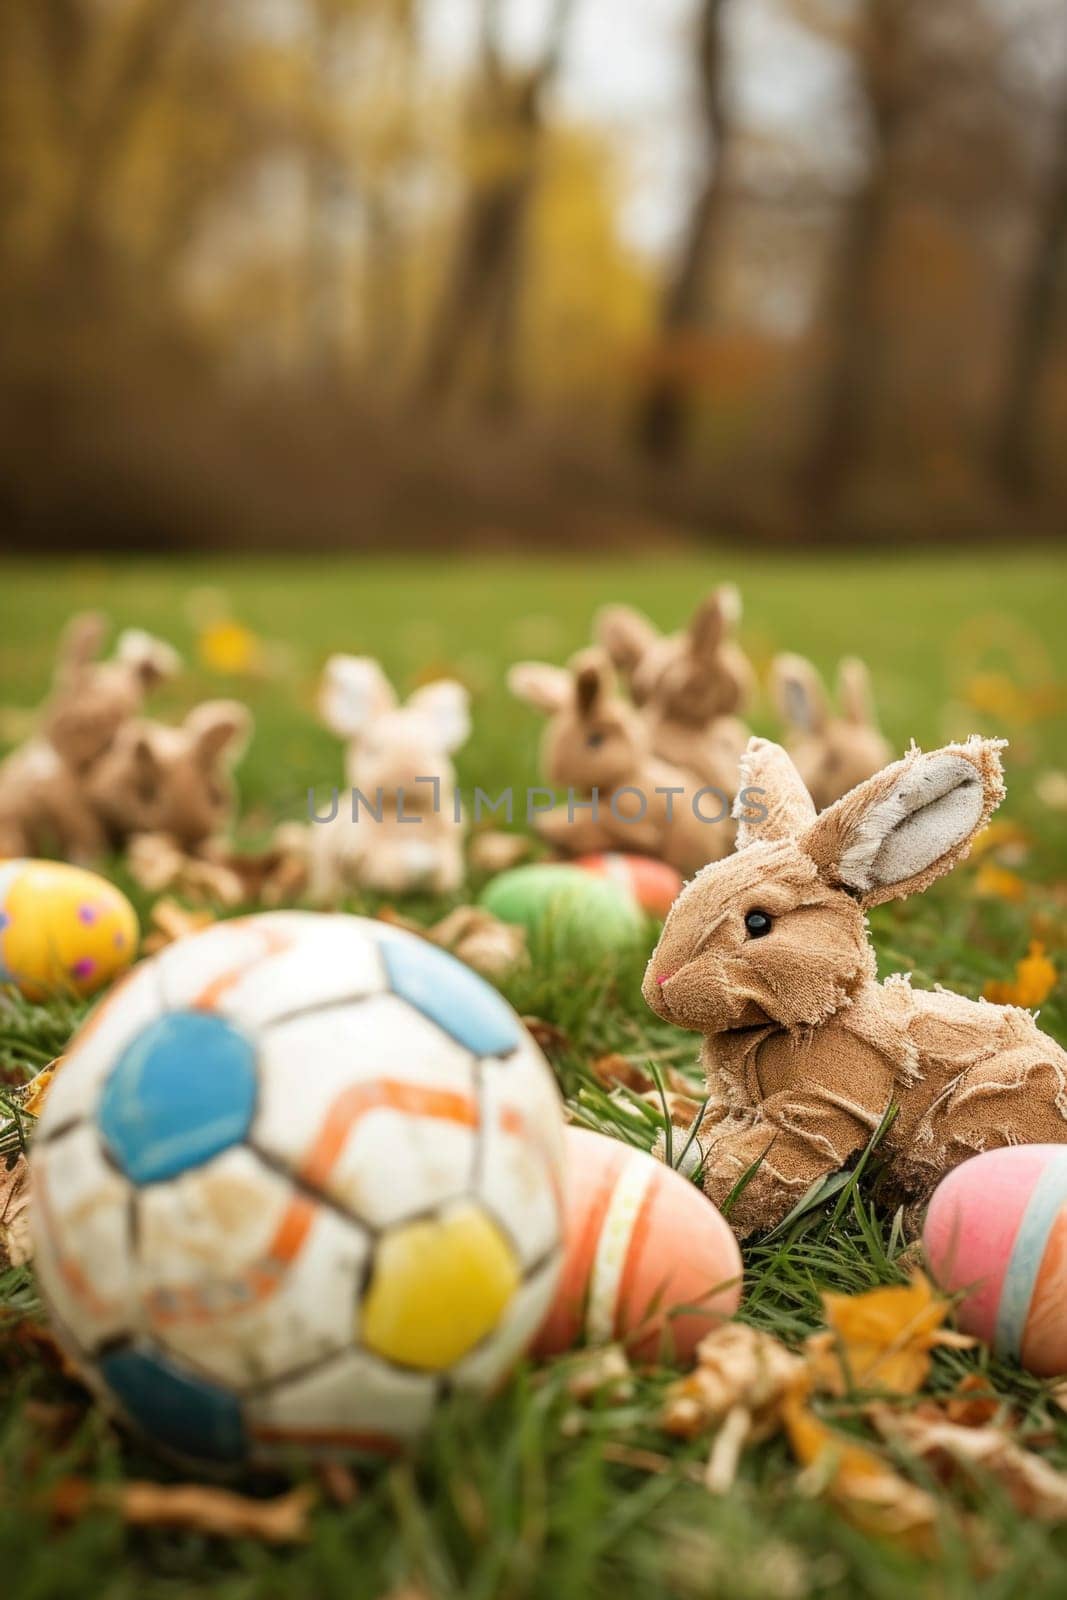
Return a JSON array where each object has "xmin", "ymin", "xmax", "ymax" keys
[{"xmin": 29, "ymin": 912, "xmax": 565, "ymax": 1465}]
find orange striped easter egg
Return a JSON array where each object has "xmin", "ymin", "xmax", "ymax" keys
[
  {"xmin": 573, "ymin": 854, "xmax": 683, "ymax": 919},
  {"xmin": 532, "ymin": 1127, "xmax": 742, "ymax": 1363}
]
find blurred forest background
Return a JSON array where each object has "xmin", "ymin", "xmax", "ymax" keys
[{"xmin": 2, "ymin": 0, "xmax": 1066, "ymax": 552}]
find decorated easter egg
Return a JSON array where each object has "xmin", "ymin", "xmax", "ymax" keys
[
  {"xmin": 0, "ymin": 859, "xmax": 138, "ymax": 1000},
  {"xmin": 924, "ymin": 1145, "xmax": 1067, "ymax": 1376},
  {"xmin": 533, "ymin": 1127, "xmax": 742, "ymax": 1363},
  {"xmin": 30, "ymin": 912, "xmax": 565, "ymax": 1464},
  {"xmin": 480, "ymin": 864, "xmax": 646, "ymax": 959},
  {"xmin": 573, "ymin": 853, "xmax": 683, "ymax": 919}
]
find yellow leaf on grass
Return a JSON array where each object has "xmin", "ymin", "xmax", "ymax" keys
[
  {"xmin": 970, "ymin": 820, "xmax": 1032, "ymax": 862},
  {"xmin": 983, "ymin": 942, "xmax": 1058, "ymax": 1008},
  {"xmin": 806, "ymin": 1272, "xmax": 969, "ymax": 1397},
  {"xmin": 197, "ymin": 619, "xmax": 263, "ymax": 676},
  {"xmin": 21, "ymin": 1059, "xmax": 61, "ymax": 1119},
  {"xmin": 782, "ymin": 1389, "xmax": 940, "ymax": 1551},
  {"xmin": 974, "ymin": 863, "xmax": 1027, "ymax": 903}
]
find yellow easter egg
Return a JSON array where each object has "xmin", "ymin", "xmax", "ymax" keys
[{"xmin": 0, "ymin": 860, "xmax": 139, "ymax": 1000}]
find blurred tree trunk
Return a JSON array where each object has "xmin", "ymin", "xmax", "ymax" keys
[
  {"xmin": 796, "ymin": 0, "xmax": 915, "ymax": 520},
  {"xmin": 413, "ymin": 0, "xmax": 575, "ymax": 414},
  {"xmin": 635, "ymin": 0, "xmax": 729, "ymax": 461},
  {"xmin": 994, "ymin": 88, "xmax": 1067, "ymax": 501},
  {"xmin": 49, "ymin": 0, "xmax": 194, "ymax": 312}
]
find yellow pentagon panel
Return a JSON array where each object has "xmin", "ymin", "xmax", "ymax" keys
[{"xmin": 362, "ymin": 1203, "xmax": 520, "ymax": 1372}]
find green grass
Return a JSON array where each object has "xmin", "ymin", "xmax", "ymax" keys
[{"xmin": 1, "ymin": 550, "xmax": 1066, "ymax": 1598}]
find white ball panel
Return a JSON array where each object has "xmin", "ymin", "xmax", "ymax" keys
[
  {"xmin": 135, "ymin": 1146, "xmax": 369, "ymax": 1390},
  {"xmin": 30, "ymin": 1124, "xmax": 136, "ymax": 1349},
  {"xmin": 36, "ymin": 961, "xmax": 162, "ymax": 1132},
  {"xmin": 477, "ymin": 1044, "xmax": 565, "ymax": 1269},
  {"xmin": 252, "ymin": 994, "xmax": 477, "ymax": 1225},
  {"xmin": 246, "ymin": 1347, "xmax": 436, "ymax": 1452},
  {"xmin": 206, "ymin": 915, "xmax": 385, "ymax": 1026},
  {"xmin": 153, "ymin": 912, "xmax": 384, "ymax": 1024}
]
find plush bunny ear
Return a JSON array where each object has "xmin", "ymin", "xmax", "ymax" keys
[
  {"xmin": 319, "ymin": 656, "xmax": 396, "ymax": 737},
  {"xmin": 116, "ymin": 629, "xmax": 182, "ymax": 689},
  {"xmin": 688, "ymin": 584, "xmax": 740, "ymax": 661},
  {"xmin": 186, "ymin": 700, "xmax": 252, "ymax": 766},
  {"xmin": 508, "ymin": 661, "xmax": 571, "ymax": 714},
  {"xmin": 570, "ymin": 648, "xmax": 614, "ymax": 719},
  {"xmin": 837, "ymin": 657, "xmax": 877, "ymax": 728},
  {"xmin": 55, "ymin": 611, "xmax": 107, "ymax": 684},
  {"xmin": 406, "ymin": 680, "xmax": 471, "ymax": 753},
  {"xmin": 800, "ymin": 737, "xmax": 1006, "ymax": 908},
  {"xmin": 771, "ymin": 654, "xmax": 829, "ymax": 736},
  {"xmin": 595, "ymin": 605, "xmax": 659, "ymax": 675},
  {"xmin": 734, "ymin": 737, "xmax": 817, "ymax": 847}
]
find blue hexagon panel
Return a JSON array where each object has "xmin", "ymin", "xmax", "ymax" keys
[
  {"xmin": 98, "ymin": 1010, "xmax": 257, "ymax": 1184},
  {"xmin": 100, "ymin": 1344, "xmax": 246, "ymax": 1463},
  {"xmin": 380, "ymin": 934, "xmax": 519, "ymax": 1057}
]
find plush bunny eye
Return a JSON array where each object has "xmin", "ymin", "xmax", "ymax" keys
[
  {"xmin": 586, "ymin": 731, "xmax": 605, "ymax": 749},
  {"xmin": 744, "ymin": 909, "xmax": 773, "ymax": 938}
]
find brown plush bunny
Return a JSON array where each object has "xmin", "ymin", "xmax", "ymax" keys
[
  {"xmin": 0, "ymin": 612, "xmax": 180, "ymax": 860},
  {"xmin": 84, "ymin": 701, "xmax": 251, "ymax": 854},
  {"xmin": 643, "ymin": 735, "xmax": 1067, "ymax": 1238},
  {"xmin": 770, "ymin": 652, "xmax": 891, "ymax": 810},
  {"xmin": 508, "ymin": 648, "xmax": 734, "ymax": 873},
  {"xmin": 595, "ymin": 585, "xmax": 755, "ymax": 788}
]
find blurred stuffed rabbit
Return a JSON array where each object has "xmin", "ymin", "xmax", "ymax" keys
[
  {"xmin": 299, "ymin": 655, "xmax": 470, "ymax": 898},
  {"xmin": 508, "ymin": 647, "xmax": 734, "ymax": 874},
  {"xmin": 0, "ymin": 611, "xmax": 180, "ymax": 860},
  {"xmin": 595, "ymin": 585, "xmax": 754, "ymax": 792},
  {"xmin": 770, "ymin": 652, "xmax": 891, "ymax": 809},
  {"xmin": 84, "ymin": 701, "xmax": 251, "ymax": 855},
  {"xmin": 644, "ymin": 735, "xmax": 1067, "ymax": 1238}
]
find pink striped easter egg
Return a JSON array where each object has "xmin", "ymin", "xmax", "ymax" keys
[
  {"xmin": 532, "ymin": 1127, "xmax": 742, "ymax": 1364},
  {"xmin": 923, "ymin": 1144, "xmax": 1067, "ymax": 1376}
]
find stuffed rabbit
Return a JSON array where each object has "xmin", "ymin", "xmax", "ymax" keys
[
  {"xmin": 771, "ymin": 652, "xmax": 891, "ymax": 810},
  {"xmin": 299, "ymin": 656, "xmax": 471, "ymax": 899},
  {"xmin": 0, "ymin": 612, "xmax": 180, "ymax": 860},
  {"xmin": 84, "ymin": 701, "xmax": 251, "ymax": 855},
  {"xmin": 643, "ymin": 735, "xmax": 1067, "ymax": 1238},
  {"xmin": 508, "ymin": 648, "xmax": 734, "ymax": 874},
  {"xmin": 595, "ymin": 586, "xmax": 754, "ymax": 790}
]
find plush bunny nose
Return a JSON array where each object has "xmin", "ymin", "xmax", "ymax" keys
[{"xmin": 655, "ymin": 971, "xmax": 674, "ymax": 986}]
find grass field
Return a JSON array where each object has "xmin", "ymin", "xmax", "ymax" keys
[{"xmin": 1, "ymin": 550, "xmax": 1066, "ymax": 1599}]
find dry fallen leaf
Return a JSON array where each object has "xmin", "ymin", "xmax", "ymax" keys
[
  {"xmin": 130, "ymin": 835, "xmax": 307, "ymax": 913},
  {"xmin": 903, "ymin": 1374, "xmax": 1006, "ymax": 1431},
  {"xmin": 47, "ymin": 1479, "xmax": 315, "ymax": 1543},
  {"xmin": 662, "ymin": 1324, "xmax": 807, "ymax": 1490},
  {"xmin": 142, "ymin": 897, "xmax": 217, "ymax": 955},
  {"xmin": 523, "ymin": 1016, "xmax": 571, "ymax": 1055},
  {"xmin": 429, "ymin": 906, "xmax": 527, "ymax": 978},
  {"xmin": 662, "ymin": 1324, "xmax": 806, "ymax": 1441},
  {"xmin": 0, "ymin": 1154, "xmax": 31, "ymax": 1268},
  {"xmin": 783, "ymin": 1390, "xmax": 940, "ymax": 1552},
  {"xmin": 870, "ymin": 1406, "xmax": 1067, "ymax": 1521},
  {"xmin": 468, "ymin": 830, "xmax": 533, "ymax": 874},
  {"xmin": 566, "ymin": 1345, "xmax": 635, "ymax": 1404},
  {"xmin": 314, "ymin": 1458, "xmax": 360, "ymax": 1507},
  {"xmin": 806, "ymin": 1272, "xmax": 973, "ymax": 1397}
]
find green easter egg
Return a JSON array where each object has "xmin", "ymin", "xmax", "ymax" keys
[{"xmin": 480, "ymin": 864, "xmax": 646, "ymax": 960}]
